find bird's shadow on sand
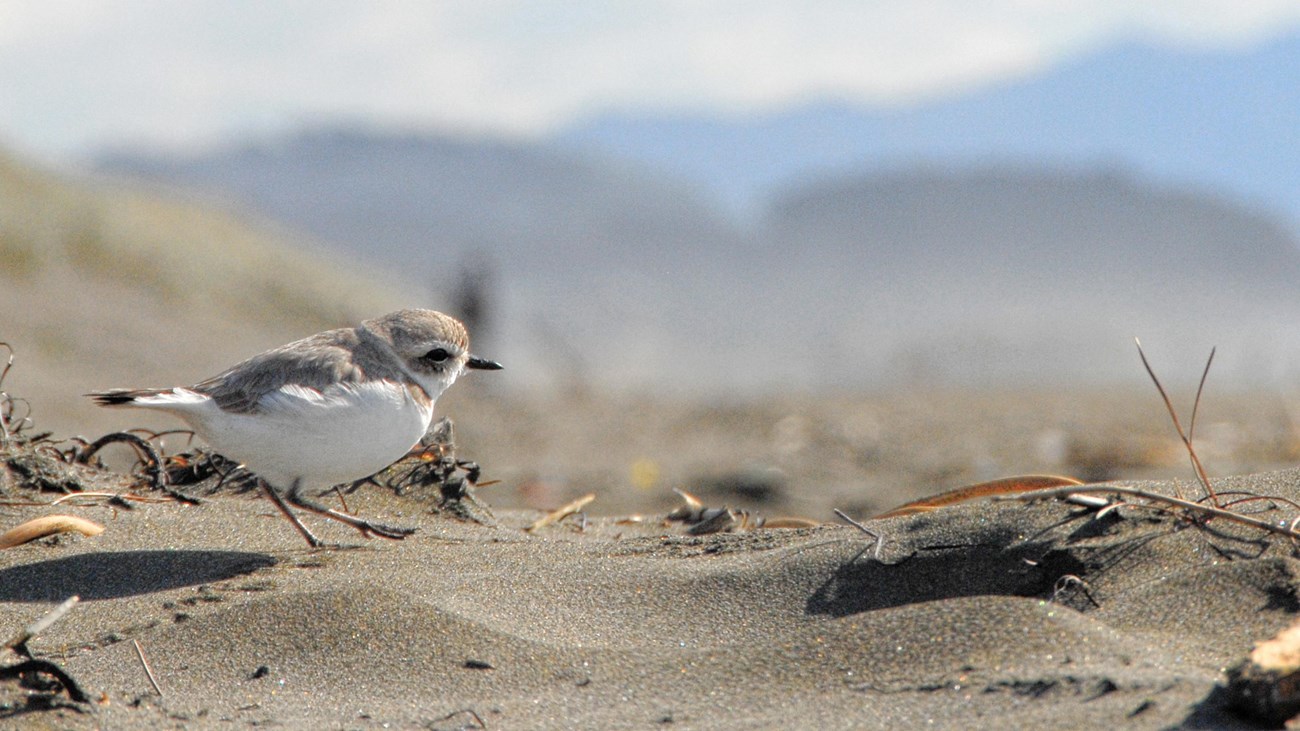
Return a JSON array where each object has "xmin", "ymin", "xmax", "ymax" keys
[{"xmin": 0, "ymin": 550, "xmax": 276, "ymax": 602}]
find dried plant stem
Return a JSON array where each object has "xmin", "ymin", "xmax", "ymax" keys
[
  {"xmin": 1189, "ymin": 346, "xmax": 1216, "ymax": 442},
  {"xmin": 0, "ymin": 659, "xmax": 90, "ymax": 703},
  {"xmin": 133, "ymin": 638, "xmax": 164, "ymax": 696},
  {"xmin": 527, "ymin": 493, "xmax": 595, "ymax": 531},
  {"xmin": 1005, "ymin": 484, "xmax": 1300, "ymax": 541},
  {"xmin": 0, "ymin": 342, "xmax": 14, "ymax": 444},
  {"xmin": 49, "ymin": 491, "xmax": 174, "ymax": 505},
  {"xmin": 1134, "ymin": 338, "xmax": 1219, "ymax": 505},
  {"xmin": 833, "ymin": 508, "xmax": 884, "ymax": 561},
  {"xmin": 6, "ymin": 596, "xmax": 80, "ymax": 654}
]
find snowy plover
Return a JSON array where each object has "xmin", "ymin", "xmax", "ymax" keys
[{"xmin": 87, "ymin": 309, "xmax": 501, "ymax": 546}]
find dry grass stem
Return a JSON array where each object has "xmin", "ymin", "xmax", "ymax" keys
[
  {"xmin": 0, "ymin": 342, "xmax": 14, "ymax": 444},
  {"xmin": 1004, "ymin": 484, "xmax": 1300, "ymax": 542},
  {"xmin": 132, "ymin": 638, "xmax": 164, "ymax": 696},
  {"xmin": 49, "ymin": 491, "xmax": 174, "ymax": 506},
  {"xmin": 6, "ymin": 596, "xmax": 80, "ymax": 654},
  {"xmin": 1189, "ymin": 346, "xmax": 1216, "ymax": 442},
  {"xmin": 1134, "ymin": 338, "xmax": 1218, "ymax": 504},
  {"xmin": 527, "ymin": 493, "xmax": 596, "ymax": 531},
  {"xmin": 872, "ymin": 474, "xmax": 1084, "ymax": 519},
  {"xmin": 434, "ymin": 708, "xmax": 487, "ymax": 729},
  {"xmin": 833, "ymin": 508, "xmax": 885, "ymax": 561}
]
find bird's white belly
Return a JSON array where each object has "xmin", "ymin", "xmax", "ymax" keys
[{"xmin": 186, "ymin": 381, "xmax": 432, "ymax": 489}]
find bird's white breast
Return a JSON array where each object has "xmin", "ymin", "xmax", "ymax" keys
[{"xmin": 178, "ymin": 380, "xmax": 434, "ymax": 489}]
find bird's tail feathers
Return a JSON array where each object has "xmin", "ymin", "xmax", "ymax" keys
[{"xmin": 86, "ymin": 388, "xmax": 181, "ymax": 407}]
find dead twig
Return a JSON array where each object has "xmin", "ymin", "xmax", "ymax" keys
[
  {"xmin": 49, "ymin": 491, "xmax": 174, "ymax": 506},
  {"xmin": 872, "ymin": 475, "xmax": 1083, "ymax": 519},
  {"xmin": 332, "ymin": 484, "xmax": 351, "ymax": 514},
  {"xmin": 0, "ymin": 659, "xmax": 91, "ymax": 703},
  {"xmin": 1189, "ymin": 346, "xmax": 1215, "ymax": 442},
  {"xmin": 0, "ymin": 342, "xmax": 17, "ymax": 444},
  {"xmin": 126, "ymin": 427, "xmax": 196, "ymax": 446},
  {"xmin": 833, "ymin": 508, "xmax": 884, "ymax": 561},
  {"xmin": 1210, "ymin": 492, "xmax": 1300, "ymax": 514},
  {"xmin": 75, "ymin": 431, "xmax": 202, "ymax": 504},
  {"xmin": 434, "ymin": 707, "xmax": 487, "ymax": 729},
  {"xmin": 132, "ymin": 638, "xmax": 163, "ymax": 696},
  {"xmin": 7, "ymin": 596, "xmax": 80, "ymax": 657},
  {"xmin": 527, "ymin": 493, "xmax": 595, "ymax": 531},
  {"xmin": 0, "ymin": 343, "xmax": 43, "ymax": 446},
  {"xmin": 1134, "ymin": 338, "xmax": 1218, "ymax": 505},
  {"xmin": 1004, "ymin": 484, "xmax": 1300, "ymax": 542},
  {"xmin": 1, "ymin": 599, "xmax": 89, "ymax": 703},
  {"xmin": 1050, "ymin": 575, "xmax": 1100, "ymax": 608}
]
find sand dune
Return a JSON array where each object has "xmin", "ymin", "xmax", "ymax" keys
[{"xmin": 4, "ymin": 451, "xmax": 1300, "ymax": 729}]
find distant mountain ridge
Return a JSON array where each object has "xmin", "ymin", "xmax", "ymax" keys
[
  {"xmin": 557, "ymin": 33, "xmax": 1300, "ymax": 223},
  {"xmin": 93, "ymin": 128, "xmax": 1300, "ymax": 391},
  {"xmin": 98, "ymin": 128, "xmax": 741, "ymax": 279},
  {"xmin": 765, "ymin": 167, "xmax": 1300, "ymax": 292}
]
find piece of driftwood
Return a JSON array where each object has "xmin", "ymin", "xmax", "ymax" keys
[{"xmin": 0, "ymin": 515, "xmax": 104, "ymax": 548}]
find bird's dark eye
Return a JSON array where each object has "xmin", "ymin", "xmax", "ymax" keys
[{"xmin": 424, "ymin": 347, "xmax": 450, "ymax": 363}]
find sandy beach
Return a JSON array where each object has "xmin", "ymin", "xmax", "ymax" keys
[{"xmin": 4, "ymin": 423, "xmax": 1300, "ymax": 730}]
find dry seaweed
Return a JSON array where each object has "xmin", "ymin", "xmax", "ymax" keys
[
  {"xmin": 665, "ymin": 488, "xmax": 820, "ymax": 535},
  {"xmin": 3, "ymin": 597, "xmax": 89, "ymax": 704},
  {"xmin": 372, "ymin": 417, "xmax": 499, "ymax": 526}
]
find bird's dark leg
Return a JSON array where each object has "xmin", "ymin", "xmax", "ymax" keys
[
  {"xmin": 261, "ymin": 478, "xmax": 323, "ymax": 547},
  {"xmin": 286, "ymin": 482, "xmax": 416, "ymax": 540}
]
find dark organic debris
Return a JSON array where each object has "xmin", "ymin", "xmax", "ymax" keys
[
  {"xmin": 2, "ymin": 451, "xmax": 92, "ymax": 495},
  {"xmin": 373, "ymin": 417, "xmax": 498, "ymax": 526},
  {"xmin": 74, "ymin": 431, "xmax": 202, "ymax": 504},
  {"xmin": 0, "ymin": 659, "xmax": 91, "ymax": 704},
  {"xmin": 163, "ymin": 449, "xmax": 255, "ymax": 495},
  {"xmin": 3, "ymin": 597, "xmax": 90, "ymax": 704},
  {"xmin": 666, "ymin": 488, "xmax": 819, "ymax": 535}
]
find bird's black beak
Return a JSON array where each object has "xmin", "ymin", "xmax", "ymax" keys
[{"xmin": 466, "ymin": 355, "xmax": 503, "ymax": 371}]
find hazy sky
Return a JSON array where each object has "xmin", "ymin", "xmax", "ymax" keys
[{"xmin": 3, "ymin": 1, "xmax": 1300, "ymax": 159}]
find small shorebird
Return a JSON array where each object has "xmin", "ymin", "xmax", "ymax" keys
[{"xmin": 87, "ymin": 309, "xmax": 501, "ymax": 546}]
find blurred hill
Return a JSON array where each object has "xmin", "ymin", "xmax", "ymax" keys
[
  {"xmin": 97, "ymin": 128, "xmax": 743, "ymax": 277},
  {"xmin": 93, "ymin": 129, "xmax": 1300, "ymax": 393},
  {"xmin": 558, "ymin": 34, "xmax": 1300, "ymax": 223},
  {"xmin": 95, "ymin": 129, "xmax": 756, "ymax": 391},
  {"xmin": 0, "ymin": 148, "xmax": 414, "ymax": 436},
  {"xmin": 758, "ymin": 167, "xmax": 1300, "ymax": 385}
]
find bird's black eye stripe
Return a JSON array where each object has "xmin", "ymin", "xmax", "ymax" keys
[{"xmin": 424, "ymin": 347, "xmax": 450, "ymax": 363}]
